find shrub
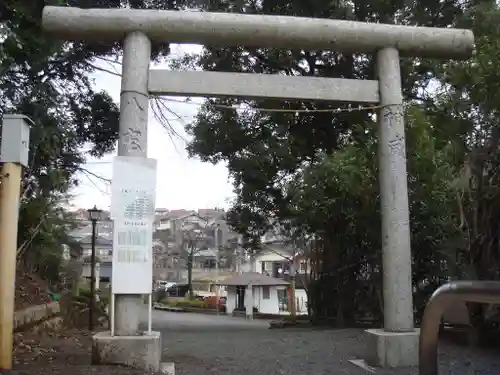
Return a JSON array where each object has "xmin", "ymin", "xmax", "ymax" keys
[
  {"xmin": 164, "ymin": 299, "xmax": 205, "ymax": 308},
  {"xmin": 202, "ymin": 296, "xmax": 222, "ymax": 309},
  {"xmin": 61, "ymin": 286, "xmax": 109, "ymax": 328},
  {"xmin": 234, "ymin": 306, "xmax": 259, "ymax": 313},
  {"xmin": 154, "ymin": 288, "xmax": 166, "ymax": 303}
]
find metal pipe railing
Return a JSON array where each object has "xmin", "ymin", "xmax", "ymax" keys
[{"xmin": 419, "ymin": 280, "xmax": 500, "ymax": 375}]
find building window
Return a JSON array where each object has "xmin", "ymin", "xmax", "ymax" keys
[
  {"xmin": 299, "ymin": 262, "xmax": 307, "ymax": 273},
  {"xmin": 261, "ymin": 261, "xmax": 273, "ymax": 274},
  {"xmin": 262, "ymin": 286, "xmax": 270, "ymax": 299}
]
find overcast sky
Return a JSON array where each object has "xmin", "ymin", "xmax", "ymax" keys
[{"xmin": 69, "ymin": 44, "xmax": 235, "ymax": 212}]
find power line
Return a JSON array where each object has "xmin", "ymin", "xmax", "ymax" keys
[{"xmin": 156, "ymin": 96, "xmax": 404, "ymax": 114}]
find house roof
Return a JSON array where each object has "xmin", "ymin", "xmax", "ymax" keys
[
  {"xmin": 195, "ymin": 248, "xmax": 218, "ymax": 257},
  {"xmin": 193, "ymin": 273, "xmax": 236, "ymax": 282},
  {"xmin": 258, "ymin": 246, "xmax": 294, "ymax": 258},
  {"xmin": 199, "ymin": 209, "xmax": 225, "ymax": 220},
  {"xmin": 217, "ymin": 272, "xmax": 289, "ymax": 287},
  {"xmin": 166, "ymin": 209, "xmax": 195, "ymax": 219},
  {"xmin": 78, "ymin": 235, "xmax": 113, "ymax": 246}
]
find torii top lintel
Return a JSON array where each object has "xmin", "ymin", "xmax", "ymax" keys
[{"xmin": 42, "ymin": 6, "xmax": 474, "ymax": 60}]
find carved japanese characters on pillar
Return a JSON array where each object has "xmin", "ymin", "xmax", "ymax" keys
[
  {"xmin": 388, "ymin": 134, "xmax": 405, "ymax": 158},
  {"xmin": 382, "ymin": 105, "xmax": 406, "ymax": 158},
  {"xmin": 122, "ymin": 127, "xmax": 143, "ymax": 152},
  {"xmin": 382, "ymin": 106, "xmax": 404, "ymax": 129}
]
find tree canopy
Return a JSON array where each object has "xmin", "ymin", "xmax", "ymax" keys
[
  {"xmin": 0, "ymin": 0, "xmax": 182, "ymax": 282},
  {"xmin": 180, "ymin": 0, "xmax": 500, "ymax": 326}
]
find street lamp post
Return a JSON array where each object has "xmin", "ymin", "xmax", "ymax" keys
[
  {"xmin": 215, "ymin": 224, "xmax": 220, "ymax": 316},
  {"xmin": 87, "ymin": 205, "xmax": 102, "ymax": 331},
  {"xmin": 289, "ymin": 260, "xmax": 297, "ymax": 323}
]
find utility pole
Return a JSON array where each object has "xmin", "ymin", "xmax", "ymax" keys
[
  {"xmin": 0, "ymin": 115, "xmax": 31, "ymax": 370},
  {"xmin": 289, "ymin": 260, "xmax": 297, "ymax": 323}
]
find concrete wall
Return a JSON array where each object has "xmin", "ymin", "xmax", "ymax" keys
[
  {"xmin": 14, "ymin": 302, "xmax": 60, "ymax": 331},
  {"xmin": 253, "ymin": 252, "xmax": 287, "ymax": 273},
  {"xmin": 294, "ymin": 289, "xmax": 308, "ymax": 313},
  {"xmin": 254, "ymin": 285, "xmax": 280, "ymax": 314},
  {"xmin": 242, "ymin": 285, "xmax": 282, "ymax": 315},
  {"xmin": 244, "ymin": 252, "xmax": 308, "ymax": 276},
  {"xmin": 226, "ymin": 286, "xmax": 237, "ymax": 314},
  {"xmin": 81, "ymin": 243, "xmax": 112, "ymax": 260},
  {"xmin": 227, "ymin": 285, "xmax": 290, "ymax": 315},
  {"xmin": 82, "ymin": 261, "xmax": 112, "ymax": 279}
]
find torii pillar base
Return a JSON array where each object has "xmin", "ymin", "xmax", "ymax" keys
[
  {"xmin": 364, "ymin": 328, "xmax": 420, "ymax": 368},
  {"xmin": 92, "ymin": 331, "xmax": 174, "ymax": 374}
]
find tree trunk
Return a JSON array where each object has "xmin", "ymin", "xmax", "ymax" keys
[{"xmin": 187, "ymin": 254, "xmax": 193, "ymax": 299}]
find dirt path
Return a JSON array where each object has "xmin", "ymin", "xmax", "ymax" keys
[{"xmin": 6, "ymin": 329, "xmax": 159, "ymax": 375}]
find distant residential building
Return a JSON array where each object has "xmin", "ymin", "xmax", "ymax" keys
[
  {"xmin": 240, "ymin": 235, "xmax": 309, "ymax": 314},
  {"xmin": 198, "ymin": 208, "xmax": 225, "ymax": 220},
  {"xmin": 71, "ymin": 206, "xmax": 243, "ymax": 286},
  {"xmin": 69, "ymin": 219, "xmax": 113, "ymax": 241},
  {"xmin": 70, "ymin": 209, "xmax": 111, "ymax": 222},
  {"xmin": 152, "ymin": 211, "xmax": 244, "ymax": 282},
  {"xmin": 154, "ymin": 208, "xmax": 225, "ymax": 232},
  {"xmin": 155, "ymin": 208, "xmax": 169, "ymax": 215},
  {"xmin": 79, "ymin": 235, "xmax": 113, "ymax": 282},
  {"xmin": 152, "ymin": 238, "xmax": 185, "ymax": 281},
  {"xmin": 154, "ymin": 210, "xmax": 195, "ymax": 231},
  {"xmin": 220, "ymin": 273, "xmax": 290, "ymax": 315}
]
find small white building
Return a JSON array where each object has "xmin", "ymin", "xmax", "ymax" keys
[
  {"xmin": 219, "ymin": 273, "xmax": 289, "ymax": 316},
  {"xmin": 240, "ymin": 248, "xmax": 309, "ymax": 314}
]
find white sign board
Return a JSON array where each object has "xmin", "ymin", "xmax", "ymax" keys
[
  {"xmin": 110, "ymin": 156, "xmax": 157, "ymax": 221},
  {"xmin": 110, "ymin": 156, "xmax": 157, "ymax": 294},
  {"xmin": 111, "ymin": 219, "xmax": 154, "ymax": 294}
]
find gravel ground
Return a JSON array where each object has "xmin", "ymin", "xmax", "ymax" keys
[
  {"xmin": 6, "ymin": 311, "xmax": 500, "ymax": 375},
  {"xmin": 153, "ymin": 311, "xmax": 500, "ymax": 375},
  {"xmin": 162, "ymin": 325, "xmax": 367, "ymax": 375}
]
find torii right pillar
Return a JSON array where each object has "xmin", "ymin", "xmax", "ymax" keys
[{"xmin": 364, "ymin": 46, "xmax": 418, "ymax": 368}]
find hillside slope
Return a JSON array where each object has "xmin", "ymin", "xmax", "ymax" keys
[{"xmin": 15, "ymin": 268, "xmax": 51, "ymax": 310}]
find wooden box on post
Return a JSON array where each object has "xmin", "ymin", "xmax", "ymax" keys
[
  {"xmin": 1, "ymin": 114, "xmax": 32, "ymax": 167},
  {"xmin": 0, "ymin": 114, "xmax": 32, "ymax": 370}
]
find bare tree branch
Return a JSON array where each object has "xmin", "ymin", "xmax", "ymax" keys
[
  {"xmin": 78, "ymin": 167, "xmax": 111, "ymax": 183},
  {"xmin": 86, "ymin": 61, "xmax": 121, "ymax": 77}
]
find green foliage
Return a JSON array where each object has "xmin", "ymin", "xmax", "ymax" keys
[
  {"xmin": 60, "ymin": 285, "xmax": 109, "ymax": 328},
  {"xmin": 183, "ymin": 0, "xmax": 473, "ymax": 247},
  {"xmin": 0, "ymin": 0, "xmax": 188, "ymax": 284},
  {"xmin": 0, "ymin": 0, "xmax": 119, "ymax": 282},
  {"xmin": 163, "ymin": 298, "xmax": 205, "ymax": 308},
  {"xmin": 181, "ymin": 0, "xmax": 500, "ymax": 326}
]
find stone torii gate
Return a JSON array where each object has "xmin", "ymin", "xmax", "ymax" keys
[{"xmin": 42, "ymin": 6, "xmax": 474, "ymax": 372}]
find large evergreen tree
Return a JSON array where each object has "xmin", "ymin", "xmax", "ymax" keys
[
  {"xmin": 0, "ymin": 0, "xmax": 185, "ymax": 279},
  {"xmin": 179, "ymin": 0, "xmax": 500, "ymax": 324}
]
